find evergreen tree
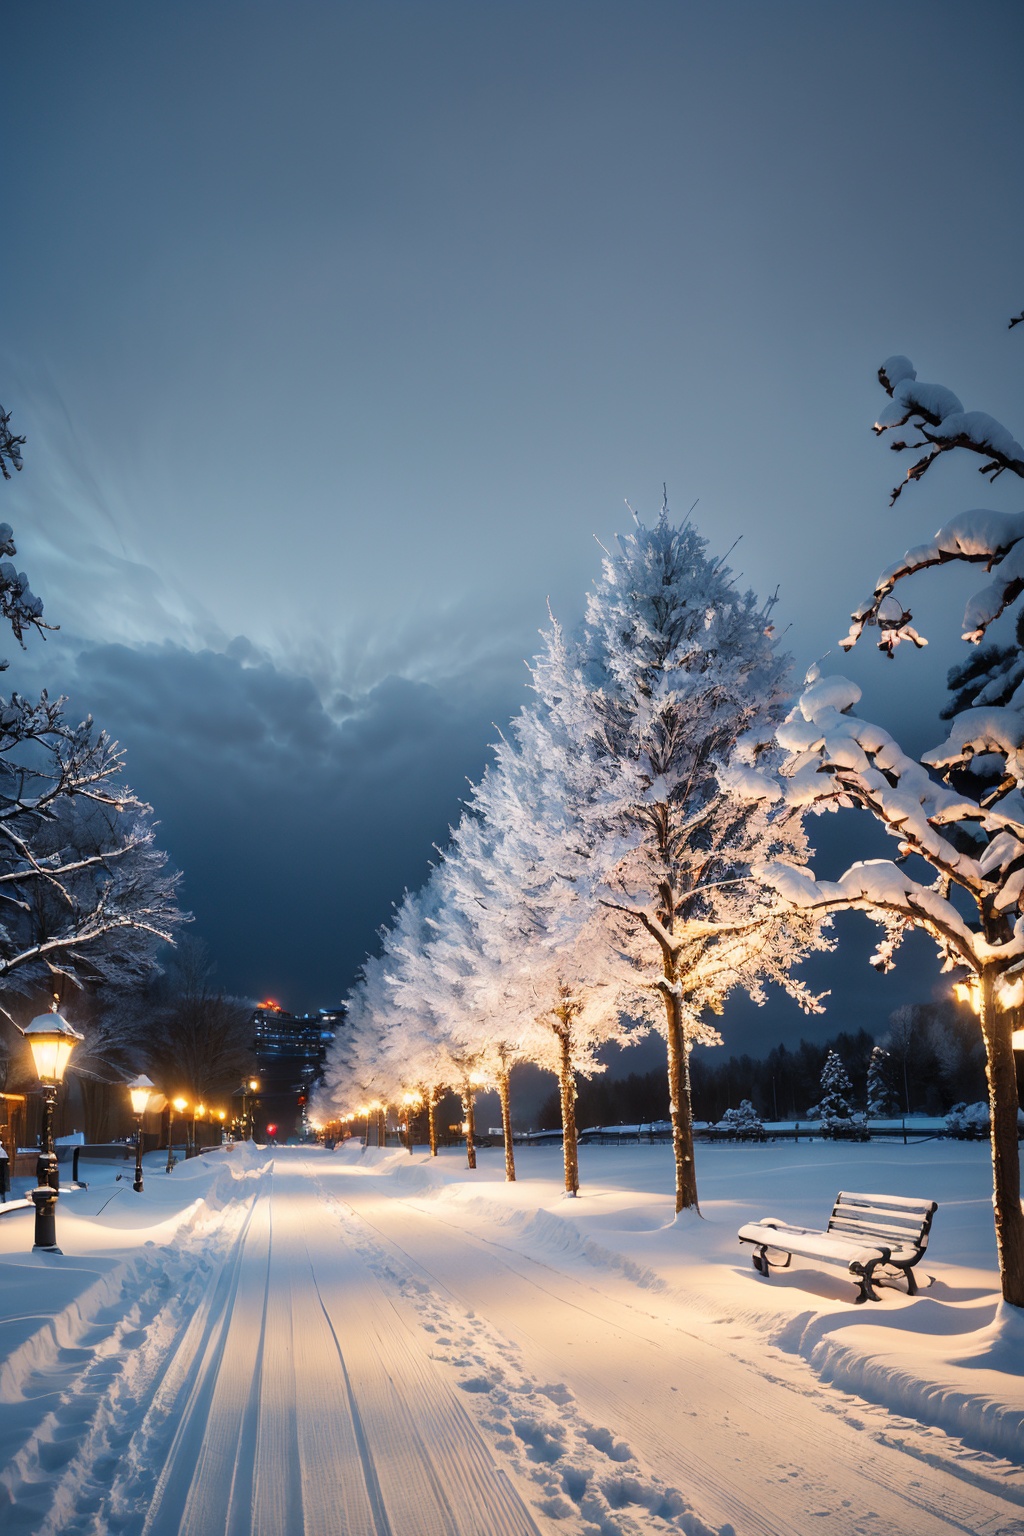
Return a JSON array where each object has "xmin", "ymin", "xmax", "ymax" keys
[
  {"xmin": 866, "ymin": 1045, "xmax": 897, "ymax": 1118},
  {"xmin": 812, "ymin": 1050, "xmax": 856, "ymax": 1137}
]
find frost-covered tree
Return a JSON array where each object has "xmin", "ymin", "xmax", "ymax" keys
[
  {"xmin": 758, "ymin": 353, "xmax": 1024, "ymax": 1306},
  {"xmin": 540, "ymin": 503, "xmax": 829, "ymax": 1213},
  {"xmin": 442, "ymin": 689, "xmax": 634, "ymax": 1195},
  {"xmin": 866, "ymin": 1045, "xmax": 898, "ymax": 1119}
]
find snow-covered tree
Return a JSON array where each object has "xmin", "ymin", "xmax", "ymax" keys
[
  {"xmin": 0, "ymin": 407, "xmax": 25, "ymax": 482},
  {"xmin": 442, "ymin": 689, "xmax": 635, "ymax": 1195},
  {"xmin": 538, "ymin": 503, "xmax": 829, "ymax": 1213},
  {"xmin": 0, "ymin": 421, "xmax": 183, "ymax": 1002},
  {"xmin": 866, "ymin": 1045, "xmax": 897, "ymax": 1119},
  {"xmin": 811, "ymin": 1049, "xmax": 863, "ymax": 1139},
  {"xmin": 758, "ymin": 352, "xmax": 1024, "ymax": 1306}
]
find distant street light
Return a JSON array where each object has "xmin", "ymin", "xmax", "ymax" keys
[
  {"xmin": 127, "ymin": 1075, "xmax": 155, "ymax": 1192},
  {"xmin": 168, "ymin": 1096, "xmax": 187, "ymax": 1173},
  {"xmin": 22, "ymin": 1003, "xmax": 84, "ymax": 1252}
]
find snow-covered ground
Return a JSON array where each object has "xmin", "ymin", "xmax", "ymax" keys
[{"xmin": 0, "ymin": 1140, "xmax": 1020, "ymax": 1534}]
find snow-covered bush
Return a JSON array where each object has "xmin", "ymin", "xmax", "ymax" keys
[
  {"xmin": 945, "ymin": 1101, "xmax": 1024, "ymax": 1139},
  {"xmin": 945, "ymin": 1102, "xmax": 990, "ymax": 1139},
  {"xmin": 716, "ymin": 1099, "xmax": 765, "ymax": 1139}
]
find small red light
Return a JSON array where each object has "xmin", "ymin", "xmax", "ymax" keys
[{"xmin": 266, "ymin": 1123, "xmax": 278, "ymax": 1136}]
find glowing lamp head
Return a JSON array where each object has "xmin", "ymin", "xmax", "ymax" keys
[
  {"xmin": 952, "ymin": 977, "xmax": 982, "ymax": 1015},
  {"xmin": 401, "ymin": 1091, "xmax": 421, "ymax": 1107},
  {"xmin": 173, "ymin": 1096, "xmax": 188, "ymax": 1113},
  {"xmin": 196, "ymin": 1103, "xmax": 206, "ymax": 1118},
  {"xmin": 217, "ymin": 1109, "xmax": 226, "ymax": 1121},
  {"xmin": 249, "ymin": 1078, "xmax": 259, "ymax": 1092},
  {"xmin": 23, "ymin": 1007, "xmax": 84, "ymax": 1085},
  {"xmin": 469, "ymin": 1071, "xmax": 488, "ymax": 1088},
  {"xmin": 127, "ymin": 1073, "xmax": 155, "ymax": 1115}
]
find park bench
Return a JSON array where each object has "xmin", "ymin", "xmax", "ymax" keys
[{"xmin": 738, "ymin": 1190, "xmax": 938, "ymax": 1303}]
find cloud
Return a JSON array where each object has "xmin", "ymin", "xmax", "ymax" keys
[{"xmin": 24, "ymin": 638, "xmax": 525, "ymax": 1010}]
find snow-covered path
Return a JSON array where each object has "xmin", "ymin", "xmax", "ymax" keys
[
  {"xmin": 2, "ymin": 1144, "xmax": 1022, "ymax": 1536},
  {"xmin": 140, "ymin": 1158, "xmax": 540, "ymax": 1536}
]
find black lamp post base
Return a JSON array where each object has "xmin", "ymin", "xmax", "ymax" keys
[{"xmin": 31, "ymin": 1185, "xmax": 60, "ymax": 1251}]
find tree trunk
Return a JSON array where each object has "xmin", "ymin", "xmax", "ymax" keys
[
  {"xmin": 427, "ymin": 1090, "xmax": 438, "ymax": 1157},
  {"xmin": 663, "ymin": 981, "xmax": 700, "ymax": 1213},
  {"xmin": 558, "ymin": 1031, "xmax": 580, "ymax": 1197},
  {"xmin": 377, "ymin": 1107, "xmax": 386, "ymax": 1148},
  {"xmin": 497, "ymin": 1067, "xmax": 516, "ymax": 1182},
  {"xmin": 979, "ymin": 966, "xmax": 1024, "ymax": 1307},
  {"xmin": 462, "ymin": 1086, "xmax": 477, "ymax": 1170}
]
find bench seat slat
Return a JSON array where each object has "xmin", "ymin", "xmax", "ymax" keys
[
  {"xmin": 837, "ymin": 1191, "xmax": 937, "ymax": 1213},
  {"xmin": 737, "ymin": 1221, "xmax": 889, "ymax": 1268}
]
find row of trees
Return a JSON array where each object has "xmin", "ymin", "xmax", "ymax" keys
[
  {"xmin": 316, "ymin": 328, "xmax": 1024, "ymax": 1310},
  {"xmin": 315, "ymin": 501, "xmax": 832, "ymax": 1207}
]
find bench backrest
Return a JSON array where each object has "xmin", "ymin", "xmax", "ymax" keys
[{"xmin": 827, "ymin": 1191, "xmax": 938, "ymax": 1256}]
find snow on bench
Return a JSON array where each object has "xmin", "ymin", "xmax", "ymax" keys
[{"xmin": 738, "ymin": 1190, "xmax": 938, "ymax": 1304}]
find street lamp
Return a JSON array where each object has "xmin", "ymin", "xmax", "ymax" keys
[
  {"xmin": 127, "ymin": 1075, "xmax": 154, "ymax": 1192},
  {"xmin": 168, "ymin": 1096, "xmax": 187, "ymax": 1172},
  {"xmin": 22, "ymin": 1003, "xmax": 84, "ymax": 1252},
  {"xmin": 401, "ymin": 1091, "xmax": 422, "ymax": 1155}
]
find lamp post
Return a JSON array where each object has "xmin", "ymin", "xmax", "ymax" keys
[
  {"xmin": 243, "ymin": 1077, "xmax": 259, "ymax": 1140},
  {"xmin": 168, "ymin": 1097, "xmax": 187, "ymax": 1172},
  {"xmin": 401, "ymin": 1091, "xmax": 421, "ymax": 1155},
  {"xmin": 22, "ymin": 1003, "xmax": 83, "ymax": 1253},
  {"xmin": 127, "ymin": 1075, "xmax": 154, "ymax": 1192}
]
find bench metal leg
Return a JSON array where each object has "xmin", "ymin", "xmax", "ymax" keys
[{"xmin": 851, "ymin": 1259, "xmax": 884, "ymax": 1303}]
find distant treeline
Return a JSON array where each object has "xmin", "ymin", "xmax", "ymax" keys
[{"xmin": 535, "ymin": 1000, "xmax": 996, "ymax": 1130}]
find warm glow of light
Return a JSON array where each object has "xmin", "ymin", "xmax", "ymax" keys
[
  {"xmin": 1013, "ymin": 1028, "xmax": 1024, "ymax": 1051},
  {"xmin": 23, "ymin": 1009, "xmax": 84, "ymax": 1085},
  {"xmin": 258, "ymin": 1000, "xmax": 281, "ymax": 1012},
  {"xmin": 249, "ymin": 1078, "xmax": 259, "ymax": 1092},
  {"xmin": 401, "ymin": 1091, "xmax": 421, "ymax": 1106},
  {"xmin": 127, "ymin": 1074, "xmax": 155, "ymax": 1115},
  {"xmin": 196, "ymin": 1103, "xmax": 207, "ymax": 1118},
  {"xmin": 173, "ymin": 1096, "xmax": 188, "ymax": 1113},
  {"xmin": 217, "ymin": 1109, "xmax": 226, "ymax": 1121},
  {"xmin": 461, "ymin": 1120, "xmax": 470, "ymax": 1134},
  {"xmin": 469, "ymin": 1072, "xmax": 488, "ymax": 1087},
  {"xmin": 952, "ymin": 977, "xmax": 982, "ymax": 1016}
]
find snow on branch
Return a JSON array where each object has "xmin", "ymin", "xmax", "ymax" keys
[{"xmin": 875, "ymin": 356, "xmax": 1024, "ymax": 505}]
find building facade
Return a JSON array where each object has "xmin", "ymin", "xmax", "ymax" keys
[{"xmin": 251, "ymin": 1002, "xmax": 343, "ymax": 1140}]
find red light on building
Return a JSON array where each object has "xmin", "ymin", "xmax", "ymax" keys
[{"xmin": 266, "ymin": 1123, "xmax": 278, "ymax": 1137}]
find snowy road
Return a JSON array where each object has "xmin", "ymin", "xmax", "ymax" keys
[{"xmin": 2, "ymin": 1146, "xmax": 1022, "ymax": 1536}]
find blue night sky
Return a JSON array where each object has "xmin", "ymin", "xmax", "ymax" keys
[{"xmin": 2, "ymin": 2, "xmax": 1023, "ymax": 1052}]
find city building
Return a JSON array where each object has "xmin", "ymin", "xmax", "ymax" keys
[{"xmin": 250, "ymin": 1001, "xmax": 344, "ymax": 1140}]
